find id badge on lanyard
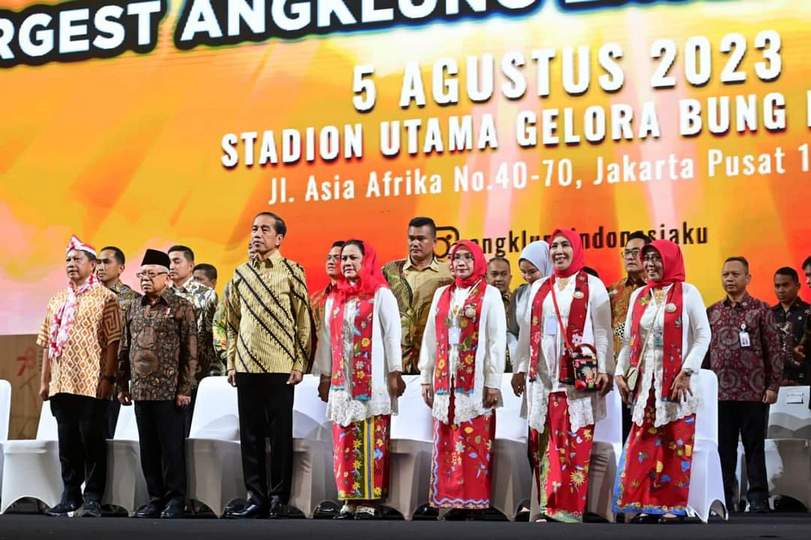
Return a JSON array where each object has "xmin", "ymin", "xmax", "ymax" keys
[
  {"xmin": 739, "ymin": 323, "xmax": 751, "ymax": 348},
  {"xmin": 449, "ymin": 327, "xmax": 461, "ymax": 346}
]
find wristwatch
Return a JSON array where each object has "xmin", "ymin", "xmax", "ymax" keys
[{"xmin": 683, "ymin": 368, "xmax": 696, "ymax": 376}]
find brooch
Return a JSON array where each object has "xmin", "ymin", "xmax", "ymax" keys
[
  {"xmin": 464, "ymin": 305, "xmax": 477, "ymax": 319},
  {"xmin": 665, "ymin": 303, "xmax": 677, "ymax": 313},
  {"xmin": 573, "ymin": 291, "xmax": 584, "ymax": 299}
]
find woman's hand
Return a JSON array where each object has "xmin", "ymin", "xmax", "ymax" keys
[
  {"xmin": 596, "ymin": 373, "xmax": 611, "ymax": 396},
  {"xmin": 317, "ymin": 376, "xmax": 330, "ymax": 403},
  {"xmin": 669, "ymin": 370, "xmax": 693, "ymax": 402},
  {"xmin": 615, "ymin": 375, "xmax": 631, "ymax": 404},
  {"xmin": 483, "ymin": 387, "xmax": 501, "ymax": 408},
  {"xmin": 511, "ymin": 372, "xmax": 526, "ymax": 396},
  {"xmin": 421, "ymin": 384, "xmax": 434, "ymax": 408},
  {"xmin": 388, "ymin": 371, "xmax": 406, "ymax": 398}
]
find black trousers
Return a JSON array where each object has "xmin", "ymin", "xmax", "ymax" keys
[
  {"xmin": 183, "ymin": 386, "xmax": 199, "ymax": 437},
  {"xmin": 718, "ymin": 400, "xmax": 769, "ymax": 506},
  {"xmin": 49, "ymin": 393, "xmax": 108, "ymax": 504},
  {"xmin": 236, "ymin": 373, "xmax": 294, "ymax": 507},
  {"xmin": 106, "ymin": 399, "xmax": 121, "ymax": 440},
  {"xmin": 134, "ymin": 400, "xmax": 187, "ymax": 504}
]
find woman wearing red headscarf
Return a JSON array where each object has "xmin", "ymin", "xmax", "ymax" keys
[
  {"xmin": 514, "ymin": 228, "xmax": 613, "ymax": 522},
  {"xmin": 315, "ymin": 240, "xmax": 405, "ymax": 520},
  {"xmin": 613, "ymin": 240, "xmax": 711, "ymax": 523},
  {"xmin": 419, "ymin": 240, "xmax": 507, "ymax": 519}
]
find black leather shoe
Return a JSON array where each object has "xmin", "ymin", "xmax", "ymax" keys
[
  {"xmin": 412, "ymin": 504, "xmax": 439, "ymax": 521},
  {"xmin": 442, "ymin": 508, "xmax": 469, "ymax": 521},
  {"xmin": 630, "ymin": 513, "xmax": 660, "ymax": 524},
  {"xmin": 658, "ymin": 514, "xmax": 685, "ymax": 524},
  {"xmin": 45, "ymin": 501, "xmax": 80, "ymax": 517},
  {"xmin": 79, "ymin": 500, "xmax": 102, "ymax": 518},
  {"xmin": 134, "ymin": 502, "xmax": 163, "ymax": 519},
  {"xmin": 268, "ymin": 497, "xmax": 304, "ymax": 519},
  {"xmin": 161, "ymin": 501, "xmax": 186, "ymax": 519},
  {"xmin": 227, "ymin": 503, "xmax": 268, "ymax": 519},
  {"xmin": 749, "ymin": 501, "xmax": 770, "ymax": 514}
]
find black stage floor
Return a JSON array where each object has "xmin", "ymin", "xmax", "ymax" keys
[{"xmin": 0, "ymin": 513, "xmax": 808, "ymax": 540}]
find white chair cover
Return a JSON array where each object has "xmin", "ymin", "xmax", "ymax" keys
[
  {"xmin": 186, "ymin": 376, "xmax": 243, "ymax": 516},
  {"xmin": 768, "ymin": 386, "xmax": 811, "ymax": 439},
  {"xmin": 388, "ymin": 374, "xmax": 433, "ymax": 519},
  {"xmin": 1, "ymin": 400, "xmax": 61, "ymax": 512},
  {"xmin": 686, "ymin": 369, "xmax": 727, "ymax": 522},
  {"xmin": 764, "ymin": 386, "xmax": 811, "ymax": 510},
  {"xmin": 491, "ymin": 373, "xmax": 530, "ymax": 520},
  {"xmin": 588, "ymin": 383, "xmax": 622, "ymax": 522},
  {"xmin": 290, "ymin": 375, "xmax": 336, "ymax": 517},
  {"xmin": 764, "ymin": 438, "xmax": 811, "ymax": 510},
  {"xmin": 0, "ymin": 380, "xmax": 12, "ymax": 499},
  {"xmin": 102, "ymin": 404, "xmax": 149, "ymax": 513}
]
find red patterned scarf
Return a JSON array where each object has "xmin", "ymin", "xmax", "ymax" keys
[
  {"xmin": 627, "ymin": 240, "xmax": 686, "ymax": 397},
  {"xmin": 328, "ymin": 240, "xmax": 387, "ymax": 401},
  {"xmin": 433, "ymin": 241, "xmax": 487, "ymax": 396},
  {"xmin": 48, "ymin": 235, "xmax": 99, "ymax": 361},
  {"xmin": 528, "ymin": 271, "xmax": 590, "ymax": 383}
]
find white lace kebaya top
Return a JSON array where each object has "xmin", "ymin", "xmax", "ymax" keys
[
  {"xmin": 314, "ymin": 288, "xmax": 402, "ymax": 427},
  {"xmin": 615, "ymin": 284, "xmax": 711, "ymax": 427},
  {"xmin": 418, "ymin": 283, "xmax": 507, "ymax": 425},
  {"xmin": 515, "ymin": 273, "xmax": 614, "ymax": 434}
]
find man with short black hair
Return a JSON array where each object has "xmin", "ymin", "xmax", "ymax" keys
[
  {"xmin": 607, "ymin": 231, "xmax": 651, "ymax": 440},
  {"xmin": 168, "ymin": 245, "xmax": 219, "ymax": 423},
  {"xmin": 803, "ymin": 256, "xmax": 811, "ymax": 289},
  {"xmin": 37, "ymin": 236, "xmax": 121, "ymax": 517},
  {"xmin": 772, "ymin": 267, "xmax": 809, "ymax": 386},
  {"xmin": 706, "ymin": 256, "xmax": 782, "ymax": 513},
  {"xmin": 96, "ymin": 245, "xmax": 142, "ymax": 438},
  {"xmin": 383, "ymin": 217, "xmax": 452, "ymax": 374},
  {"xmin": 309, "ymin": 241, "xmax": 344, "ymax": 338},
  {"xmin": 486, "ymin": 256, "xmax": 512, "ymax": 307},
  {"xmin": 193, "ymin": 263, "xmax": 218, "ymax": 289},
  {"xmin": 224, "ymin": 212, "xmax": 313, "ymax": 519}
]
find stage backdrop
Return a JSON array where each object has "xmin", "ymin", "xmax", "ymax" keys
[{"xmin": 2, "ymin": 0, "xmax": 811, "ymax": 337}]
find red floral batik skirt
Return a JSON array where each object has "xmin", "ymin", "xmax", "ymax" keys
[
  {"xmin": 613, "ymin": 392, "xmax": 695, "ymax": 516},
  {"xmin": 430, "ymin": 394, "xmax": 495, "ymax": 509},
  {"xmin": 332, "ymin": 415, "xmax": 391, "ymax": 501}
]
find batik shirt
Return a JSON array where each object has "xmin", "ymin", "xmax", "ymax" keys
[
  {"xmin": 172, "ymin": 277, "xmax": 218, "ymax": 378},
  {"xmin": 705, "ymin": 294, "xmax": 783, "ymax": 401},
  {"xmin": 607, "ymin": 275, "xmax": 646, "ymax": 361},
  {"xmin": 382, "ymin": 257, "xmax": 452, "ymax": 374},
  {"xmin": 37, "ymin": 284, "xmax": 122, "ymax": 398},
  {"xmin": 771, "ymin": 299, "xmax": 810, "ymax": 386},
  {"xmin": 225, "ymin": 251, "xmax": 313, "ymax": 374},
  {"xmin": 118, "ymin": 289, "xmax": 198, "ymax": 401}
]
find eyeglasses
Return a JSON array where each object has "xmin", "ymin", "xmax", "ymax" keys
[
  {"xmin": 622, "ymin": 248, "xmax": 642, "ymax": 258},
  {"xmin": 642, "ymin": 254, "xmax": 662, "ymax": 264},
  {"xmin": 136, "ymin": 271, "xmax": 168, "ymax": 280}
]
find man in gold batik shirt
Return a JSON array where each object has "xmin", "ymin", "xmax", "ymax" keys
[{"xmin": 382, "ymin": 217, "xmax": 452, "ymax": 375}]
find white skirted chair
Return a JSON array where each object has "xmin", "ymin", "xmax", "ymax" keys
[
  {"xmin": 587, "ymin": 382, "xmax": 623, "ymax": 522},
  {"xmin": 686, "ymin": 369, "xmax": 727, "ymax": 522},
  {"xmin": 0, "ymin": 380, "xmax": 12, "ymax": 498},
  {"xmin": 491, "ymin": 373, "xmax": 531, "ymax": 520},
  {"xmin": 102, "ymin": 404, "xmax": 149, "ymax": 514},
  {"xmin": 186, "ymin": 376, "xmax": 243, "ymax": 517},
  {"xmin": 290, "ymin": 374, "xmax": 337, "ymax": 517},
  {"xmin": 763, "ymin": 386, "xmax": 811, "ymax": 510},
  {"xmin": 1, "ymin": 400, "xmax": 60, "ymax": 513},
  {"xmin": 388, "ymin": 374, "xmax": 433, "ymax": 519}
]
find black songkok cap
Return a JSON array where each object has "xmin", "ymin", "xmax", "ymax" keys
[{"xmin": 141, "ymin": 249, "xmax": 171, "ymax": 269}]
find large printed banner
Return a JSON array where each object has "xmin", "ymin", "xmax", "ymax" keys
[{"xmin": 1, "ymin": 0, "xmax": 810, "ymax": 334}]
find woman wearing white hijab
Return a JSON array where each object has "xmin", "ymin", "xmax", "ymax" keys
[{"xmin": 508, "ymin": 241, "xmax": 552, "ymax": 394}]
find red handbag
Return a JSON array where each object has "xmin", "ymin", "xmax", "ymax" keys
[{"xmin": 550, "ymin": 284, "xmax": 600, "ymax": 392}]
